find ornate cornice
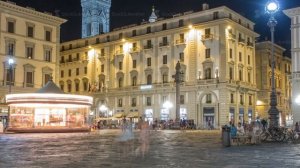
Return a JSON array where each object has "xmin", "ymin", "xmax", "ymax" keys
[
  {"xmin": 283, "ymin": 7, "xmax": 300, "ymax": 17},
  {"xmin": 0, "ymin": 1, "xmax": 66, "ymax": 25}
]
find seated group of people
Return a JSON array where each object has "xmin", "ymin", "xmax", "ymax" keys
[{"xmin": 229, "ymin": 121, "xmax": 261, "ymax": 144}]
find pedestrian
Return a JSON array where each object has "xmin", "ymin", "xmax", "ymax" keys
[
  {"xmin": 237, "ymin": 122, "xmax": 245, "ymax": 136},
  {"xmin": 295, "ymin": 122, "xmax": 300, "ymax": 134}
]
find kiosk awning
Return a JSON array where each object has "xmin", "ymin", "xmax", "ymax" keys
[
  {"xmin": 113, "ymin": 112, "xmax": 125, "ymax": 118},
  {"xmin": 126, "ymin": 112, "xmax": 139, "ymax": 118}
]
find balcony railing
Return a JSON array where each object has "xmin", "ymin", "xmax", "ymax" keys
[
  {"xmin": 159, "ymin": 42, "xmax": 169, "ymax": 47},
  {"xmin": 247, "ymin": 41, "xmax": 254, "ymax": 47},
  {"xmin": 130, "ymin": 47, "xmax": 140, "ymax": 53},
  {"xmin": 175, "ymin": 39, "xmax": 186, "ymax": 45},
  {"xmin": 201, "ymin": 34, "xmax": 213, "ymax": 40},
  {"xmin": 115, "ymin": 50, "xmax": 124, "ymax": 56},
  {"xmin": 228, "ymin": 33, "xmax": 236, "ymax": 40},
  {"xmin": 238, "ymin": 38, "xmax": 245, "ymax": 44},
  {"xmin": 144, "ymin": 44, "xmax": 153, "ymax": 49}
]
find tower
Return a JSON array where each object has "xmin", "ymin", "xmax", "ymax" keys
[{"xmin": 81, "ymin": 0, "xmax": 111, "ymax": 38}]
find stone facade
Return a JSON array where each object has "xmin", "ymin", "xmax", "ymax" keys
[
  {"xmin": 0, "ymin": 1, "xmax": 66, "ymax": 115},
  {"xmin": 284, "ymin": 7, "xmax": 300, "ymax": 124},
  {"xmin": 60, "ymin": 6, "xmax": 258, "ymax": 128},
  {"xmin": 255, "ymin": 41, "xmax": 292, "ymax": 126}
]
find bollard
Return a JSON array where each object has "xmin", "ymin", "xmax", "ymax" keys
[{"xmin": 222, "ymin": 125, "xmax": 231, "ymax": 147}]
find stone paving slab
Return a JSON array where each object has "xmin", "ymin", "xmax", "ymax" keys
[{"xmin": 0, "ymin": 130, "xmax": 299, "ymax": 168}]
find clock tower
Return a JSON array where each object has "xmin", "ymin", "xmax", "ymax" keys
[{"xmin": 81, "ymin": 0, "xmax": 111, "ymax": 38}]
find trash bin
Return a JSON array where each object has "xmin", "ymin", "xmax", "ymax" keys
[{"xmin": 222, "ymin": 125, "xmax": 231, "ymax": 147}]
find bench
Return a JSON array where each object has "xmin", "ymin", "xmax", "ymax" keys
[{"xmin": 231, "ymin": 135, "xmax": 252, "ymax": 146}]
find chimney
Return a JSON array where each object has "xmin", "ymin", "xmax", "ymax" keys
[{"xmin": 202, "ymin": 3, "xmax": 209, "ymax": 10}]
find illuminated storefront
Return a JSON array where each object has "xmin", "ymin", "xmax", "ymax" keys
[{"xmin": 5, "ymin": 80, "xmax": 93, "ymax": 133}]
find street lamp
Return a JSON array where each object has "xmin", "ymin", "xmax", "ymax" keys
[{"xmin": 266, "ymin": 0, "xmax": 280, "ymax": 127}]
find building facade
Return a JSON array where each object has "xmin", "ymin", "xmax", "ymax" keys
[
  {"xmin": 60, "ymin": 5, "xmax": 258, "ymax": 128},
  {"xmin": 0, "ymin": 1, "xmax": 66, "ymax": 116},
  {"xmin": 255, "ymin": 41, "xmax": 292, "ymax": 126},
  {"xmin": 284, "ymin": 8, "xmax": 300, "ymax": 124},
  {"xmin": 81, "ymin": 0, "xmax": 111, "ymax": 38}
]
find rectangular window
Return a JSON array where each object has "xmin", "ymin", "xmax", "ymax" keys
[
  {"xmin": 163, "ymin": 37, "xmax": 168, "ymax": 44},
  {"xmin": 147, "ymin": 40, "xmax": 152, "ymax": 48},
  {"xmin": 230, "ymin": 93, "xmax": 234, "ymax": 103},
  {"xmin": 229, "ymin": 48, "xmax": 233, "ymax": 59},
  {"xmin": 239, "ymin": 70, "xmax": 243, "ymax": 81},
  {"xmin": 7, "ymin": 21, "xmax": 14, "ymax": 33},
  {"xmin": 179, "ymin": 52, "xmax": 184, "ymax": 62},
  {"xmin": 147, "ymin": 58, "xmax": 151, "ymax": 67},
  {"xmin": 163, "ymin": 55, "xmax": 167, "ymax": 64},
  {"xmin": 249, "ymin": 95, "xmax": 252, "ymax": 105},
  {"xmin": 133, "ymin": 60, "xmax": 137, "ymax": 68},
  {"xmin": 26, "ymin": 47, "xmax": 34, "ymax": 59},
  {"xmin": 96, "ymin": 38, "xmax": 100, "ymax": 44},
  {"xmin": 132, "ymin": 98, "xmax": 136, "ymax": 107},
  {"xmin": 68, "ymin": 69, "xmax": 72, "ymax": 77},
  {"xmin": 162, "ymin": 23, "xmax": 167, "ymax": 30},
  {"xmin": 163, "ymin": 74, "xmax": 168, "ymax": 83},
  {"xmin": 206, "ymin": 94, "xmax": 212, "ymax": 103},
  {"xmin": 7, "ymin": 43, "xmax": 15, "ymax": 55},
  {"xmin": 101, "ymin": 48, "xmax": 105, "ymax": 56},
  {"xmin": 87, "ymin": 23, "xmax": 91, "ymax": 36},
  {"xmin": 76, "ymin": 68, "xmax": 79, "ymax": 76},
  {"xmin": 240, "ymin": 95, "xmax": 244, "ymax": 105},
  {"xmin": 248, "ymin": 72, "xmax": 251, "ymax": 83},
  {"xmin": 180, "ymin": 95, "xmax": 185, "ymax": 104},
  {"xmin": 101, "ymin": 64, "xmax": 105, "ymax": 73},
  {"xmin": 119, "ymin": 33, "xmax": 123, "ymax": 39},
  {"xmin": 26, "ymin": 72, "xmax": 33, "ymax": 87},
  {"xmin": 119, "ymin": 62, "xmax": 123, "ymax": 70},
  {"xmin": 213, "ymin": 12, "xmax": 219, "ymax": 19},
  {"xmin": 146, "ymin": 26, "xmax": 151, "ymax": 34},
  {"xmin": 205, "ymin": 28, "xmax": 211, "ymax": 35},
  {"xmin": 239, "ymin": 52, "xmax": 242, "ymax": 61},
  {"xmin": 45, "ymin": 74, "xmax": 51, "ymax": 86},
  {"xmin": 27, "ymin": 26, "xmax": 34, "ymax": 37},
  {"xmin": 106, "ymin": 36, "xmax": 110, "ymax": 42},
  {"xmin": 118, "ymin": 99, "xmax": 123, "ymax": 107},
  {"xmin": 45, "ymin": 50, "xmax": 51, "ymax": 62},
  {"xmin": 229, "ymin": 67, "xmax": 233, "ymax": 80},
  {"xmin": 45, "ymin": 30, "xmax": 51, "ymax": 41},
  {"xmin": 84, "ymin": 67, "xmax": 87, "ymax": 74},
  {"xmin": 60, "ymin": 70, "xmax": 64, "ymax": 78},
  {"xmin": 146, "ymin": 97, "xmax": 151, "ymax": 106},
  {"xmin": 132, "ymin": 30, "xmax": 136, "ymax": 36},
  {"xmin": 179, "ymin": 19, "xmax": 184, "ymax": 27},
  {"xmin": 205, "ymin": 48, "xmax": 211, "ymax": 58},
  {"xmin": 61, "ymin": 56, "xmax": 65, "ymax": 63},
  {"xmin": 68, "ymin": 83, "xmax": 72, "ymax": 92},
  {"xmin": 75, "ymin": 83, "xmax": 79, "ymax": 92}
]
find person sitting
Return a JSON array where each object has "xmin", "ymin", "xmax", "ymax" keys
[
  {"xmin": 237, "ymin": 122, "xmax": 245, "ymax": 136},
  {"xmin": 295, "ymin": 122, "xmax": 300, "ymax": 134},
  {"xmin": 230, "ymin": 123, "xmax": 237, "ymax": 138}
]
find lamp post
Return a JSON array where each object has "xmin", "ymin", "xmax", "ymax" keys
[
  {"xmin": 6, "ymin": 57, "xmax": 14, "ymax": 130},
  {"xmin": 99, "ymin": 105, "xmax": 108, "ymax": 118},
  {"xmin": 266, "ymin": 0, "xmax": 280, "ymax": 127}
]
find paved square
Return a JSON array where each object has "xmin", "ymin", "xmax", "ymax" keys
[{"xmin": 0, "ymin": 130, "xmax": 299, "ymax": 168}]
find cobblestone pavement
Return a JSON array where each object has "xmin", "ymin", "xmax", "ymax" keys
[{"xmin": 0, "ymin": 130, "xmax": 300, "ymax": 168}]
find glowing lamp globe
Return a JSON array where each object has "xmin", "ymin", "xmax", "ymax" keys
[{"xmin": 266, "ymin": 1, "xmax": 279, "ymax": 14}]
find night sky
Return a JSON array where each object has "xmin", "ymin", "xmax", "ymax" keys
[{"xmin": 8, "ymin": 0, "xmax": 300, "ymax": 56}]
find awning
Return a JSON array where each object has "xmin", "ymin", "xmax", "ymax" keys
[
  {"xmin": 126, "ymin": 112, "xmax": 139, "ymax": 118},
  {"xmin": 113, "ymin": 112, "xmax": 125, "ymax": 118}
]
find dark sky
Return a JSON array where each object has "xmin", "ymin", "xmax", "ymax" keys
[{"xmin": 8, "ymin": 0, "xmax": 300, "ymax": 56}]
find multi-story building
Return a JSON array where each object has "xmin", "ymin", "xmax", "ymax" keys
[
  {"xmin": 0, "ymin": 1, "xmax": 66, "ymax": 116},
  {"xmin": 255, "ymin": 41, "xmax": 292, "ymax": 126},
  {"xmin": 60, "ymin": 4, "xmax": 258, "ymax": 128},
  {"xmin": 284, "ymin": 7, "xmax": 300, "ymax": 124}
]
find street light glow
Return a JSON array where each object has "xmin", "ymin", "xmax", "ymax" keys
[
  {"xmin": 266, "ymin": 1, "xmax": 279, "ymax": 14},
  {"xmin": 99, "ymin": 105, "xmax": 108, "ymax": 112},
  {"xmin": 163, "ymin": 101, "xmax": 173, "ymax": 109},
  {"xmin": 8, "ymin": 58, "xmax": 14, "ymax": 65}
]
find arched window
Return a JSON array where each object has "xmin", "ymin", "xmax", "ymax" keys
[
  {"xmin": 67, "ymin": 80, "xmax": 72, "ymax": 92},
  {"xmin": 99, "ymin": 23, "xmax": 103, "ymax": 34},
  {"xmin": 147, "ymin": 75, "xmax": 152, "ymax": 85},
  {"xmin": 82, "ymin": 78, "xmax": 89, "ymax": 91},
  {"xmin": 119, "ymin": 77, "xmax": 123, "ymax": 88},
  {"xmin": 205, "ymin": 68, "xmax": 211, "ymax": 79},
  {"xmin": 132, "ymin": 76, "xmax": 137, "ymax": 86}
]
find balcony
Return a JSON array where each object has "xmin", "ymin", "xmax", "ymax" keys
[
  {"xmin": 174, "ymin": 39, "xmax": 186, "ymax": 46},
  {"xmin": 115, "ymin": 50, "xmax": 124, "ymax": 60},
  {"xmin": 228, "ymin": 33, "xmax": 236, "ymax": 41},
  {"xmin": 159, "ymin": 42, "xmax": 169, "ymax": 48},
  {"xmin": 143, "ymin": 44, "xmax": 153, "ymax": 50},
  {"xmin": 247, "ymin": 41, "xmax": 254, "ymax": 48},
  {"xmin": 201, "ymin": 34, "xmax": 213, "ymax": 41},
  {"xmin": 238, "ymin": 38, "xmax": 245, "ymax": 45},
  {"xmin": 130, "ymin": 47, "xmax": 140, "ymax": 53},
  {"xmin": 98, "ymin": 53, "xmax": 106, "ymax": 62}
]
